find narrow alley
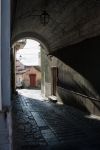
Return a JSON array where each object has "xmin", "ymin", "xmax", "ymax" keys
[
  {"xmin": 12, "ymin": 89, "xmax": 100, "ymax": 150},
  {"xmin": 1, "ymin": 1, "xmax": 100, "ymax": 150}
]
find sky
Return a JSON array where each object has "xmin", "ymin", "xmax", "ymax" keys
[{"xmin": 16, "ymin": 39, "xmax": 41, "ymax": 66}]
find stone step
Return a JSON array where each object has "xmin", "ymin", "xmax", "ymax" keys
[{"xmin": 48, "ymin": 95, "xmax": 57, "ymax": 103}]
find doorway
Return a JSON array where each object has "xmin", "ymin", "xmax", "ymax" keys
[
  {"xmin": 29, "ymin": 74, "xmax": 36, "ymax": 87},
  {"xmin": 51, "ymin": 66, "xmax": 58, "ymax": 96}
]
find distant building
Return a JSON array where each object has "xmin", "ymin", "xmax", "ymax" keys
[
  {"xmin": 16, "ymin": 60, "xmax": 41, "ymax": 88},
  {"xmin": 16, "ymin": 60, "xmax": 26, "ymax": 88},
  {"xmin": 23, "ymin": 66, "xmax": 41, "ymax": 88}
]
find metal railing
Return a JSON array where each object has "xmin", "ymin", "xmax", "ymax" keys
[{"xmin": 58, "ymin": 86, "xmax": 100, "ymax": 102}]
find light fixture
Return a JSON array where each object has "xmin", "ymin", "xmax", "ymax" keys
[
  {"xmin": 40, "ymin": 10, "xmax": 50, "ymax": 26},
  {"xmin": 19, "ymin": 55, "xmax": 22, "ymax": 61}
]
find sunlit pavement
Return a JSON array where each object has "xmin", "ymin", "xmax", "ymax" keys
[
  {"xmin": 17, "ymin": 89, "xmax": 45, "ymax": 101},
  {"xmin": 12, "ymin": 89, "xmax": 100, "ymax": 150}
]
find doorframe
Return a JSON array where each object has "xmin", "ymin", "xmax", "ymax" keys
[{"xmin": 51, "ymin": 66, "xmax": 58, "ymax": 96}]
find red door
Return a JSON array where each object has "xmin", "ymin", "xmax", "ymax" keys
[{"xmin": 29, "ymin": 74, "xmax": 36, "ymax": 87}]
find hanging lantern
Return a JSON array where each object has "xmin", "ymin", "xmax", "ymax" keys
[
  {"xmin": 40, "ymin": 10, "xmax": 50, "ymax": 26},
  {"xmin": 19, "ymin": 55, "xmax": 22, "ymax": 61}
]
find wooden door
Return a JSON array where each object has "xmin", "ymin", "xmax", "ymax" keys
[
  {"xmin": 51, "ymin": 67, "xmax": 58, "ymax": 96},
  {"xmin": 29, "ymin": 74, "xmax": 36, "ymax": 87}
]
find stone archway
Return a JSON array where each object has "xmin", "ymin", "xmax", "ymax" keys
[{"xmin": 11, "ymin": 33, "xmax": 52, "ymax": 97}]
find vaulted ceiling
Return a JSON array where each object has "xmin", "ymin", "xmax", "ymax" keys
[{"xmin": 11, "ymin": 0, "xmax": 100, "ymax": 52}]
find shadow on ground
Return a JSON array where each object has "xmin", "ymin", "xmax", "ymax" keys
[{"xmin": 12, "ymin": 90, "xmax": 100, "ymax": 150}]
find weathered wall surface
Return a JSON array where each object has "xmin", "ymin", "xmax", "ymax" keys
[
  {"xmin": 12, "ymin": 0, "xmax": 100, "ymax": 53},
  {"xmin": 52, "ymin": 35, "xmax": 100, "ymax": 95},
  {"xmin": 57, "ymin": 86, "xmax": 100, "ymax": 115},
  {"xmin": 41, "ymin": 51, "xmax": 100, "ymax": 115},
  {"xmin": 51, "ymin": 57, "xmax": 100, "ymax": 115},
  {"xmin": 41, "ymin": 48, "xmax": 52, "ymax": 97},
  {"xmin": 50, "ymin": 36, "xmax": 100, "ymax": 115},
  {"xmin": 41, "ymin": 37, "xmax": 100, "ymax": 115}
]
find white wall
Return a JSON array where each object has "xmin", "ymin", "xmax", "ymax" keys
[{"xmin": 1, "ymin": 0, "xmax": 11, "ymax": 107}]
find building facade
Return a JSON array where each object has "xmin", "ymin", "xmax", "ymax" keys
[{"xmin": 16, "ymin": 60, "xmax": 41, "ymax": 89}]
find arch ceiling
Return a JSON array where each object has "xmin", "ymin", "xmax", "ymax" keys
[{"xmin": 11, "ymin": 0, "xmax": 100, "ymax": 53}]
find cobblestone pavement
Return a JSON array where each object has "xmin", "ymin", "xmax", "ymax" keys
[{"xmin": 12, "ymin": 89, "xmax": 100, "ymax": 150}]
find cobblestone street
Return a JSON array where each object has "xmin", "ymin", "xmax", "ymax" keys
[{"xmin": 12, "ymin": 89, "xmax": 100, "ymax": 150}]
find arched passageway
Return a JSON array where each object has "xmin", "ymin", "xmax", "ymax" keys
[
  {"xmin": 11, "ymin": 32, "xmax": 100, "ymax": 116},
  {"xmin": 15, "ymin": 39, "xmax": 41, "ymax": 90},
  {"xmin": 11, "ymin": 36, "xmax": 100, "ymax": 150},
  {"xmin": 1, "ymin": 0, "xmax": 100, "ymax": 150},
  {"xmin": 10, "ymin": 0, "xmax": 100, "ymax": 150},
  {"xmin": 11, "ymin": 34, "xmax": 52, "ymax": 97},
  {"xmin": 11, "ymin": 0, "xmax": 100, "ymax": 116}
]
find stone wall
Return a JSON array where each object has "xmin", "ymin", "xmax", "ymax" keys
[
  {"xmin": 57, "ymin": 86, "xmax": 100, "ymax": 116},
  {"xmin": 41, "ymin": 48, "xmax": 52, "ymax": 97},
  {"xmin": 51, "ymin": 56, "xmax": 100, "ymax": 115},
  {"xmin": 12, "ymin": 0, "xmax": 100, "ymax": 53},
  {"xmin": 41, "ymin": 36, "xmax": 100, "ymax": 115},
  {"xmin": 52, "ymin": 36, "xmax": 100, "ymax": 95},
  {"xmin": 41, "ymin": 52, "xmax": 100, "ymax": 115}
]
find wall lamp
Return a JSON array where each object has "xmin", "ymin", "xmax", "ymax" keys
[{"xmin": 40, "ymin": 10, "xmax": 50, "ymax": 26}]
